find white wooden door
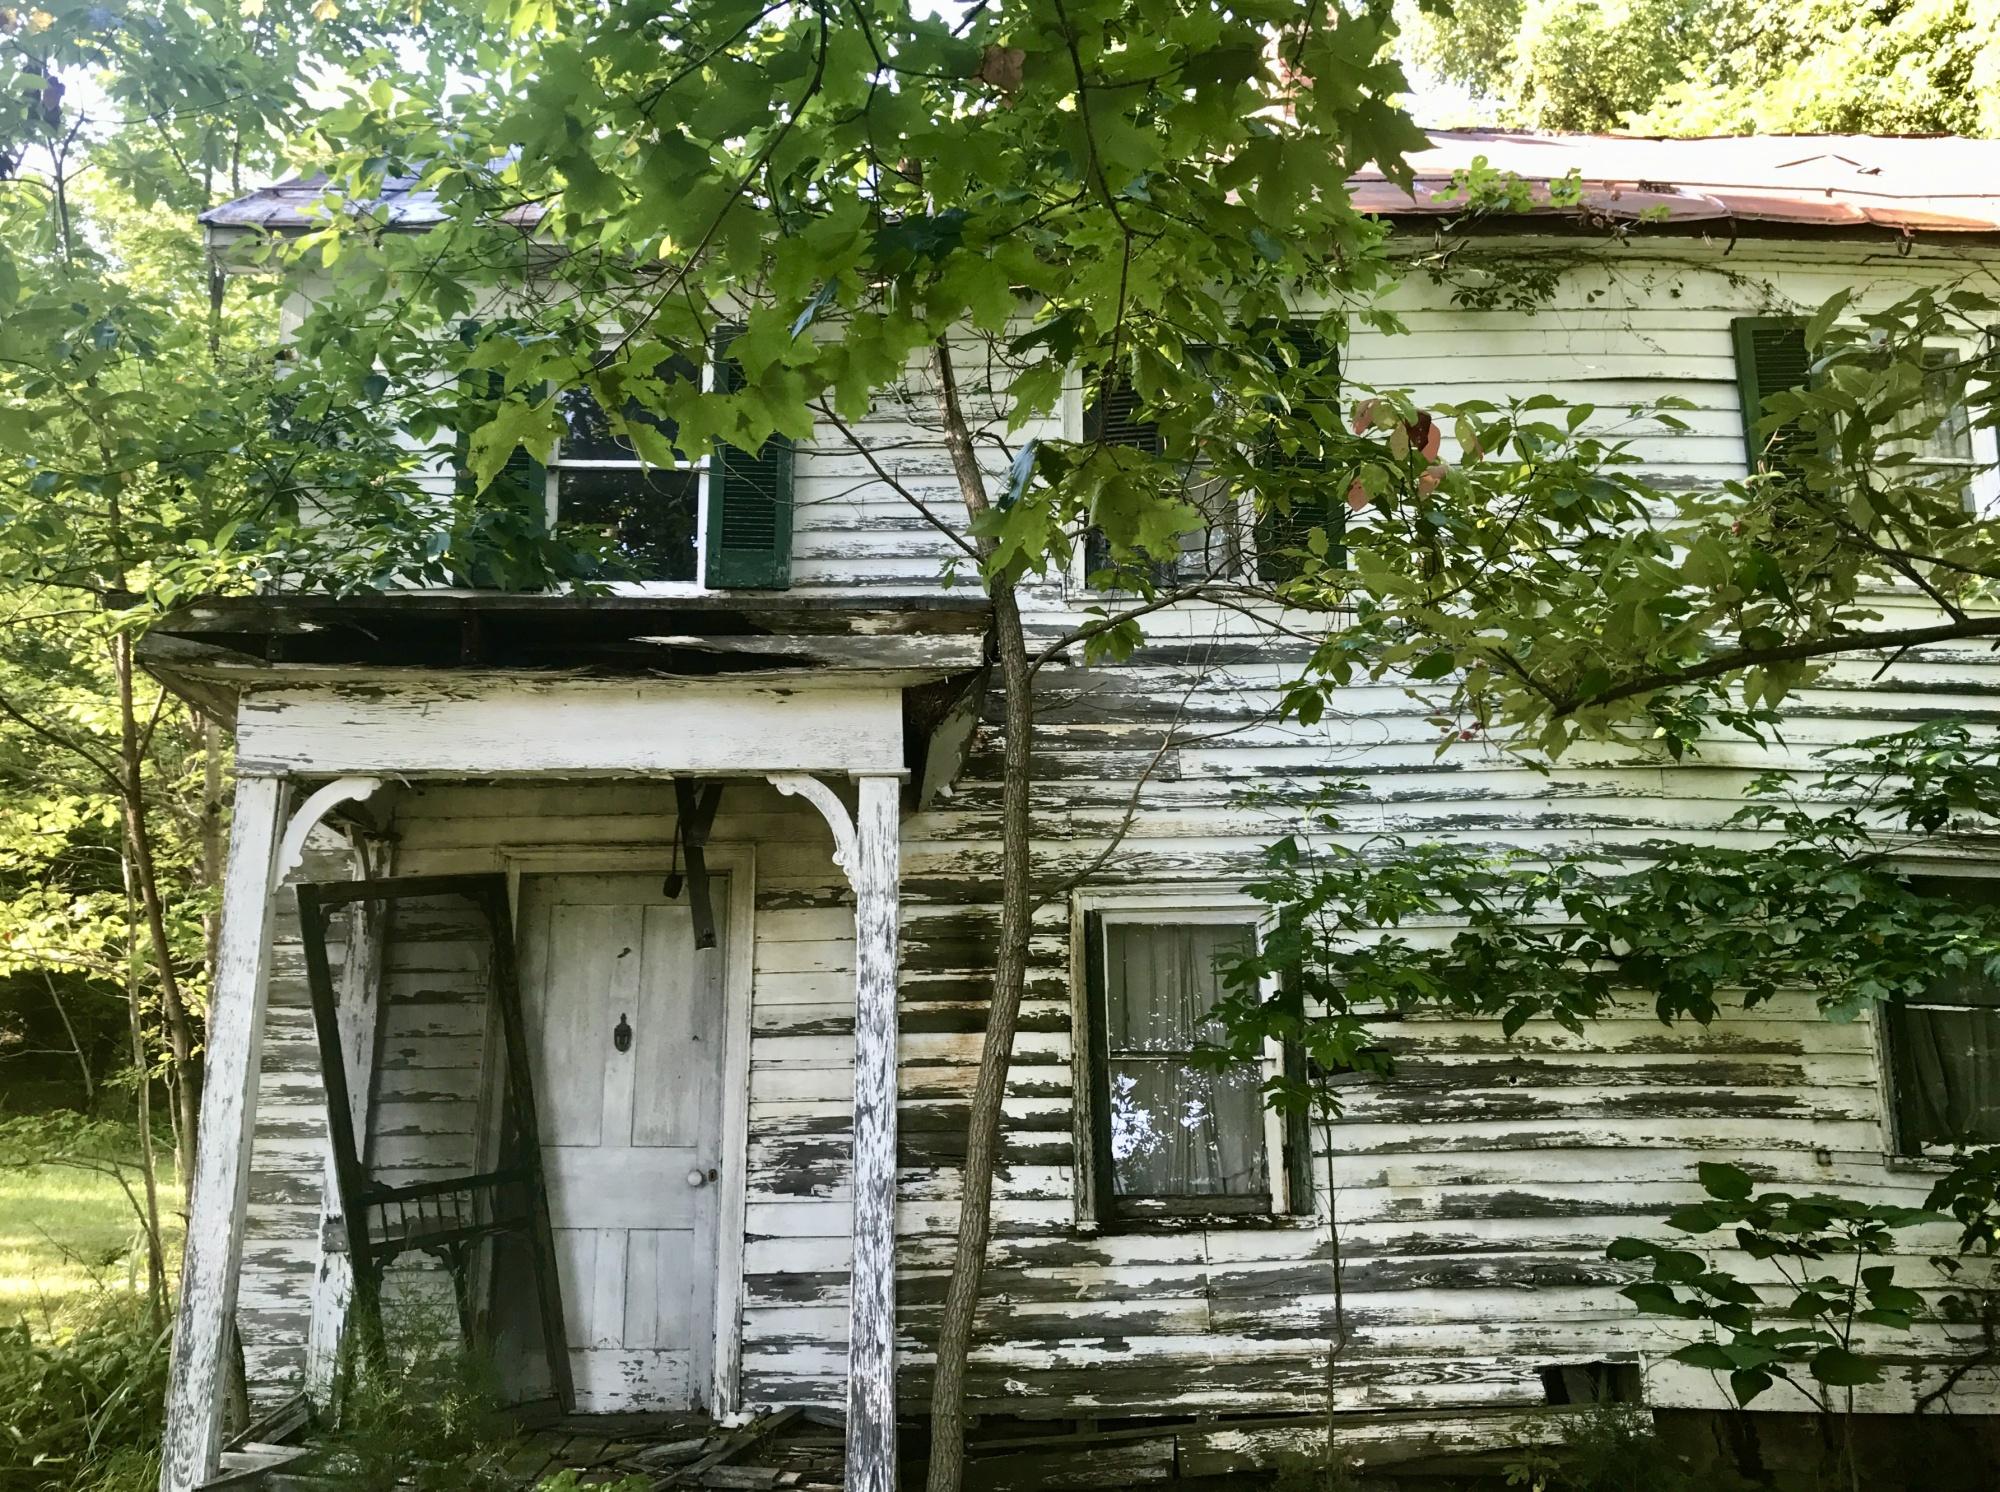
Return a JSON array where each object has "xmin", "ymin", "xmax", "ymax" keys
[{"xmin": 518, "ymin": 873, "xmax": 725, "ymax": 1413}]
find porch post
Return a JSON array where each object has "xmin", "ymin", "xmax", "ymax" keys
[
  {"xmin": 161, "ymin": 772, "xmax": 291, "ymax": 1492},
  {"xmin": 847, "ymin": 772, "xmax": 900, "ymax": 1492}
]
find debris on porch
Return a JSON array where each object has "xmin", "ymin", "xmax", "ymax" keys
[{"xmin": 205, "ymin": 1405, "xmax": 847, "ymax": 1491}]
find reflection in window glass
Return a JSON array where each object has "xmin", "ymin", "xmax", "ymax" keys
[
  {"xmin": 557, "ymin": 467, "xmax": 700, "ymax": 583},
  {"xmin": 1102, "ymin": 922, "xmax": 1267, "ymax": 1201},
  {"xmin": 552, "ymin": 352, "xmax": 702, "ymax": 581},
  {"xmin": 1885, "ymin": 347, "xmax": 1976, "ymax": 499}
]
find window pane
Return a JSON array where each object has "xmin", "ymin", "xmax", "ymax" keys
[
  {"xmin": 1101, "ymin": 920, "xmax": 1265, "ymax": 1202},
  {"xmin": 557, "ymin": 467, "xmax": 699, "ymax": 582},
  {"xmin": 1884, "ymin": 347, "xmax": 1974, "ymax": 469},
  {"xmin": 558, "ymin": 353, "xmax": 698, "ymax": 461},
  {"xmin": 1105, "ymin": 922, "xmax": 1250, "ymax": 1052},
  {"xmin": 1108, "ymin": 1059, "xmax": 1267, "ymax": 1197},
  {"xmin": 1908, "ymin": 876, "xmax": 2000, "ymax": 1006},
  {"xmin": 1890, "ymin": 1004, "xmax": 2000, "ymax": 1150}
]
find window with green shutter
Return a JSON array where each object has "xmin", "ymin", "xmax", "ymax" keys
[
  {"xmin": 704, "ymin": 326, "xmax": 795, "ymax": 590},
  {"xmin": 1730, "ymin": 315, "xmax": 1812, "ymax": 476},
  {"xmin": 1081, "ymin": 374, "xmax": 1175, "ymax": 587},
  {"xmin": 447, "ymin": 367, "xmax": 552, "ymax": 588},
  {"xmin": 1253, "ymin": 324, "xmax": 1343, "ymax": 583},
  {"xmin": 452, "ymin": 369, "xmax": 549, "ymax": 510},
  {"xmin": 1080, "ymin": 365, "xmax": 1249, "ymax": 590}
]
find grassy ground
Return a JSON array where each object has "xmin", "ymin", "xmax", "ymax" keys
[{"xmin": 0, "ymin": 1154, "xmax": 180, "ymax": 1326}]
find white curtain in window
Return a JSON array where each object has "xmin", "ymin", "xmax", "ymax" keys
[{"xmin": 1105, "ymin": 923, "xmax": 1266, "ymax": 1198}]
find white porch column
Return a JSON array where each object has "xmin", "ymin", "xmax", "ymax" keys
[
  {"xmin": 847, "ymin": 773, "xmax": 901, "ymax": 1492},
  {"xmin": 160, "ymin": 772, "xmax": 291, "ymax": 1492},
  {"xmin": 768, "ymin": 771, "xmax": 901, "ymax": 1492}
]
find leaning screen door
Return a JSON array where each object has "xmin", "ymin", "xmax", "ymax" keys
[{"xmin": 517, "ymin": 872, "xmax": 725, "ymax": 1412}]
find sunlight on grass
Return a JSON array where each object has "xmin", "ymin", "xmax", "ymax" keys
[{"xmin": 0, "ymin": 1161, "xmax": 182, "ymax": 1327}]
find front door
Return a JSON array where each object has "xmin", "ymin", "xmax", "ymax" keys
[{"xmin": 518, "ymin": 872, "xmax": 725, "ymax": 1412}]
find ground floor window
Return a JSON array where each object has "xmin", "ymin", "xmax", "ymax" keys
[
  {"xmin": 1886, "ymin": 876, "xmax": 2000, "ymax": 1155},
  {"xmin": 1081, "ymin": 908, "xmax": 1287, "ymax": 1222}
]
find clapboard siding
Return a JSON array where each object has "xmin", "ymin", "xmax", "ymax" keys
[
  {"xmin": 228, "ymin": 234, "xmax": 2000, "ymax": 1422},
  {"xmin": 237, "ymin": 832, "xmax": 352, "ymax": 1404},
  {"xmin": 879, "ymin": 240, "xmax": 2000, "ymax": 1420}
]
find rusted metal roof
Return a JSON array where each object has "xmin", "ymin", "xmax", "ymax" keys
[
  {"xmin": 204, "ymin": 130, "xmax": 2000, "ymax": 238},
  {"xmin": 1353, "ymin": 129, "xmax": 2000, "ymax": 235}
]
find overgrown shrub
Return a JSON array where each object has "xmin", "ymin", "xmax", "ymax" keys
[
  {"xmin": 309, "ymin": 1308, "xmax": 524, "ymax": 1492},
  {"xmin": 1556, "ymin": 1408, "xmax": 1699, "ymax": 1492},
  {"xmin": 0, "ymin": 1291, "xmax": 168, "ymax": 1492}
]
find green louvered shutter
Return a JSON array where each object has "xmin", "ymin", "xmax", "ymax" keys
[
  {"xmin": 1256, "ymin": 323, "xmax": 1343, "ymax": 582},
  {"xmin": 705, "ymin": 327, "xmax": 794, "ymax": 589},
  {"xmin": 1082, "ymin": 374, "xmax": 1164, "ymax": 580},
  {"xmin": 1730, "ymin": 316, "xmax": 1812, "ymax": 476}
]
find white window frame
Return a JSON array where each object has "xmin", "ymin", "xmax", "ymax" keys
[
  {"xmin": 1875, "ymin": 860, "xmax": 2000, "ymax": 1166},
  {"xmin": 545, "ymin": 347, "xmax": 717, "ymax": 595},
  {"xmin": 1070, "ymin": 887, "xmax": 1293, "ymax": 1226},
  {"xmin": 1861, "ymin": 333, "xmax": 2000, "ymax": 519}
]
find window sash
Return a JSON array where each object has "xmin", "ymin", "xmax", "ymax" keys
[
  {"xmin": 1887, "ymin": 875, "xmax": 2000, "ymax": 1155},
  {"xmin": 1092, "ymin": 917, "xmax": 1272, "ymax": 1212},
  {"xmin": 545, "ymin": 350, "xmax": 713, "ymax": 585}
]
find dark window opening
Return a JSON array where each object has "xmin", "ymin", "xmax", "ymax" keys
[
  {"xmin": 553, "ymin": 352, "xmax": 702, "ymax": 583},
  {"xmin": 1887, "ymin": 876, "xmax": 2000, "ymax": 1155},
  {"xmin": 1539, "ymin": 1362, "xmax": 1643, "ymax": 1406}
]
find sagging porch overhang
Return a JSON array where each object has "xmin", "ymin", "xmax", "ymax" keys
[{"xmin": 144, "ymin": 592, "xmax": 991, "ymax": 1492}]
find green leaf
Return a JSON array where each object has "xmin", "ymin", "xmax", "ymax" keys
[
  {"xmin": 1698, "ymin": 1162, "xmax": 1754, "ymax": 1202},
  {"xmin": 1808, "ymin": 1346, "xmax": 1881, "ymax": 1387},
  {"xmin": 1729, "ymin": 1368, "xmax": 1774, "ymax": 1406}
]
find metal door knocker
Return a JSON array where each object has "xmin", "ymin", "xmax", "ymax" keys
[{"xmin": 613, "ymin": 1013, "xmax": 632, "ymax": 1053}]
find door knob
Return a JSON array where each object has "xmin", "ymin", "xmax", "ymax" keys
[{"xmin": 687, "ymin": 1168, "xmax": 707, "ymax": 1188}]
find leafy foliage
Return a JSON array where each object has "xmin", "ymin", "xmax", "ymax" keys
[
  {"xmin": 308, "ymin": 1326, "xmax": 522, "ymax": 1492},
  {"xmin": 1607, "ymin": 1162, "xmax": 1937, "ymax": 1409},
  {"xmin": 1210, "ymin": 722, "xmax": 2000, "ymax": 1125},
  {"xmin": 1273, "ymin": 286, "xmax": 2000, "ymax": 759},
  {"xmin": 0, "ymin": 1291, "xmax": 168, "ymax": 1492},
  {"xmin": 286, "ymin": 0, "xmax": 1434, "ymax": 601},
  {"xmin": 1401, "ymin": 0, "xmax": 2000, "ymax": 136}
]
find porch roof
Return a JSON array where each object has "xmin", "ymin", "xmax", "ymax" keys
[{"xmin": 141, "ymin": 591, "xmax": 991, "ymax": 690}]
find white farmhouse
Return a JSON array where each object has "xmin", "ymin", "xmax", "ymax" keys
[{"xmin": 152, "ymin": 130, "xmax": 2000, "ymax": 1492}]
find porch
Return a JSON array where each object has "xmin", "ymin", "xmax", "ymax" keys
[{"xmin": 142, "ymin": 594, "xmax": 990, "ymax": 1492}]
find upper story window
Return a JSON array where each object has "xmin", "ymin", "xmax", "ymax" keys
[
  {"xmin": 1077, "ymin": 329, "xmax": 1344, "ymax": 593},
  {"xmin": 453, "ymin": 326, "xmax": 795, "ymax": 591},
  {"xmin": 1081, "ymin": 910, "xmax": 1284, "ymax": 1223},
  {"xmin": 1731, "ymin": 316, "xmax": 1996, "ymax": 511},
  {"xmin": 1886, "ymin": 346, "xmax": 1980, "ymax": 496},
  {"xmin": 553, "ymin": 352, "xmax": 704, "ymax": 582},
  {"xmin": 1885, "ymin": 876, "xmax": 2000, "ymax": 1157}
]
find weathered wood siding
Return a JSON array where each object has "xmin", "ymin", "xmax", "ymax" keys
[
  {"xmin": 238, "ymin": 831, "xmax": 353, "ymax": 1404},
  {"xmin": 235, "ymin": 234, "xmax": 2000, "ymax": 1420},
  {"xmin": 875, "ymin": 239, "xmax": 2000, "ymax": 1417}
]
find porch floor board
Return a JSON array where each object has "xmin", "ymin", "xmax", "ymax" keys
[{"xmin": 220, "ymin": 1407, "xmax": 846, "ymax": 1492}]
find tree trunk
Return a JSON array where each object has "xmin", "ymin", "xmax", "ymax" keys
[
  {"xmin": 123, "ymin": 850, "xmax": 169, "ymax": 1326},
  {"xmin": 113, "ymin": 633, "xmax": 201, "ymax": 1195},
  {"xmin": 201, "ymin": 710, "xmax": 224, "ymax": 980},
  {"xmin": 923, "ymin": 344, "xmax": 1036, "ymax": 1492}
]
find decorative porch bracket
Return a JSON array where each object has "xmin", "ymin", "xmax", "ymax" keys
[{"xmin": 768, "ymin": 772, "xmax": 901, "ymax": 1492}]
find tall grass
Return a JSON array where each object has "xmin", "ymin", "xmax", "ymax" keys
[{"xmin": 0, "ymin": 1290, "xmax": 168, "ymax": 1492}]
